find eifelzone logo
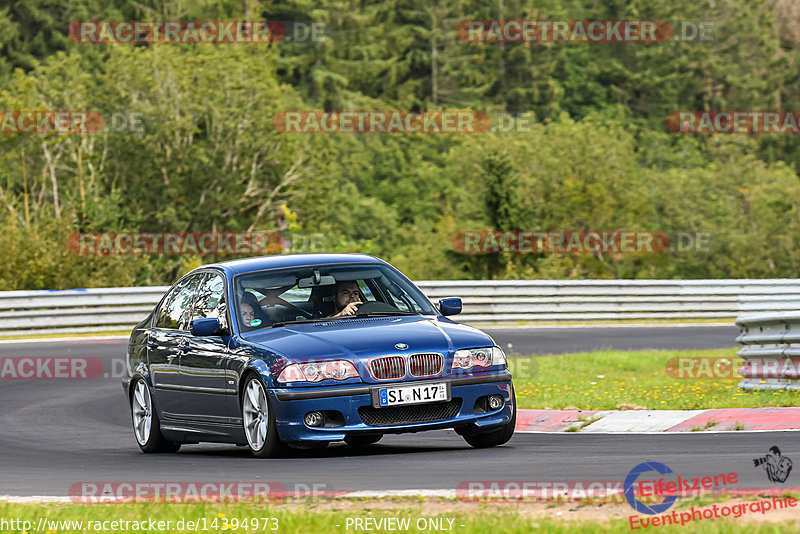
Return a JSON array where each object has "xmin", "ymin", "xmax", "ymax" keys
[
  {"xmin": 753, "ymin": 446, "xmax": 793, "ymax": 483},
  {"xmin": 624, "ymin": 462, "xmax": 678, "ymax": 515},
  {"xmin": 624, "ymin": 461, "xmax": 738, "ymax": 516}
]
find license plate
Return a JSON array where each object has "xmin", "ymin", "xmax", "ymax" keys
[{"xmin": 377, "ymin": 382, "xmax": 449, "ymax": 407}]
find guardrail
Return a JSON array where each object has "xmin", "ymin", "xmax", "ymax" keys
[
  {"xmin": 735, "ymin": 311, "xmax": 800, "ymax": 391},
  {"xmin": 0, "ymin": 287, "xmax": 169, "ymax": 336},
  {"xmin": 2, "ymin": 279, "xmax": 800, "ymax": 336}
]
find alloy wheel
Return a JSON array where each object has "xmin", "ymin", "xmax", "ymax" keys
[
  {"xmin": 132, "ymin": 380, "xmax": 153, "ymax": 446},
  {"xmin": 243, "ymin": 379, "xmax": 269, "ymax": 450}
]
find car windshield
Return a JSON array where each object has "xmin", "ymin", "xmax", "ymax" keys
[{"xmin": 233, "ymin": 263, "xmax": 435, "ymax": 332}]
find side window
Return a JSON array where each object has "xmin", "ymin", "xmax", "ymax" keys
[
  {"xmin": 162, "ymin": 274, "xmax": 203, "ymax": 330},
  {"xmin": 154, "ymin": 279, "xmax": 190, "ymax": 328},
  {"xmin": 358, "ymin": 280, "xmax": 376, "ymax": 302},
  {"xmin": 154, "ymin": 293, "xmax": 172, "ymax": 328},
  {"xmin": 385, "ymin": 291, "xmax": 411, "ymax": 312},
  {"xmin": 193, "ymin": 273, "xmax": 228, "ymax": 330},
  {"xmin": 381, "ymin": 280, "xmax": 423, "ymax": 313}
]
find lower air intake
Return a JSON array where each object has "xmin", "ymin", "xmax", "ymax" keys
[{"xmin": 358, "ymin": 399, "xmax": 462, "ymax": 427}]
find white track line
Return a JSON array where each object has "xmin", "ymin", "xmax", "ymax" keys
[
  {"xmin": 484, "ymin": 323, "xmax": 734, "ymax": 329},
  {"xmin": 0, "ymin": 496, "xmax": 72, "ymax": 503},
  {"xmin": 514, "ymin": 429, "xmax": 800, "ymax": 434},
  {"xmin": 336, "ymin": 490, "xmax": 456, "ymax": 498},
  {"xmin": 0, "ymin": 490, "xmax": 458, "ymax": 503},
  {"xmin": 0, "ymin": 335, "xmax": 128, "ymax": 344}
]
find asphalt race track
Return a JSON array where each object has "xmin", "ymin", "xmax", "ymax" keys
[{"xmin": 3, "ymin": 326, "xmax": 787, "ymax": 499}]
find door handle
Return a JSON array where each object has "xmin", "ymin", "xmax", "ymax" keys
[
  {"xmin": 147, "ymin": 338, "xmax": 158, "ymax": 348},
  {"xmin": 180, "ymin": 340, "xmax": 191, "ymax": 353}
]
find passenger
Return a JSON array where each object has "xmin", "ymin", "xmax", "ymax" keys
[
  {"xmin": 240, "ymin": 302, "xmax": 255, "ymax": 327},
  {"xmin": 239, "ymin": 292, "xmax": 266, "ymax": 327}
]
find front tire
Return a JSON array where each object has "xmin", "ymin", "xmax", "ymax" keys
[
  {"xmin": 242, "ymin": 376, "xmax": 285, "ymax": 458},
  {"xmin": 131, "ymin": 377, "xmax": 180, "ymax": 453},
  {"xmin": 462, "ymin": 386, "xmax": 516, "ymax": 448}
]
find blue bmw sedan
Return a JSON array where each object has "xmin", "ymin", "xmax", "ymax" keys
[{"xmin": 123, "ymin": 254, "xmax": 515, "ymax": 457}]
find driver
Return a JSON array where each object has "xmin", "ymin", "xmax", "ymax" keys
[{"xmin": 331, "ymin": 281, "xmax": 362, "ymax": 317}]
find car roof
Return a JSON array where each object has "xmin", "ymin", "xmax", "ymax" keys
[{"xmin": 202, "ymin": 253, "xmax": 388, "ymax": 277}]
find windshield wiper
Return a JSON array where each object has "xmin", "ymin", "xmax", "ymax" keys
[
  {"xmin": 269, "ymin": 318, "xmax": 336, "ymax": 328},
  {"xmin": 353, "ymin": 311, "xmax": 421, "ymax": 318},
  {"xmin": 269, "ymin": 312, "xmax": 420, "ymax": 328}
]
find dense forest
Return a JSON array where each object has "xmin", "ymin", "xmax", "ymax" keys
[{"xmin": 1, "ymin": 0, "xmax": 799, "ymax": 289}]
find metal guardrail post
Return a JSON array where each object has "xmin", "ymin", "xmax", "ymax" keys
[{"xmin": 736, "ymin": 311, "xmax": 800, "ymax": 391}]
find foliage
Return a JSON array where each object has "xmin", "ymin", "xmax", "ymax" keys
[{"xmin": 0, "ymin": 0, "xmax": 798, "ymax": 288}]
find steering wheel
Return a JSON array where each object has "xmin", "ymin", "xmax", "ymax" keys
[{"xmin": 352, "ymin": 301, "xmax": 401, "ymax": 314}]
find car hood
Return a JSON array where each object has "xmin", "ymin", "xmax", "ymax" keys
[{"xmin": 242, "ymin": 315, "xmax": 494, "ymax": 365}]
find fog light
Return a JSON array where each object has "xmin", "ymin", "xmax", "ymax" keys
[
  {"xmin": 488, "ymin": 395, "xmax": 504, "ymax": 410},
  {"xmin": 304, "ymin": 411, "xmax": 324, "ymax": 427}
]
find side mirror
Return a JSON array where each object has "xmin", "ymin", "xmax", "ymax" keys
[
  {"xmin": 191, "ymin": 318, "xmax": 222, "ymax": 336},
  {"xmin": 438, "ymin": 297, "xmax": 462, "ymax": 317}
]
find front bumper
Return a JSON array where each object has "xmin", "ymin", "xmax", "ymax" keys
[{"xmin": 269, "ymin": 371, "xmax": 514, "ymax": 443}]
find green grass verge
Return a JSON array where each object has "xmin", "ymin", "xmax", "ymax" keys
[
  {"xmin": 509, "ymin": 348, "xmax": 800, "ymax": 410},
  {"xmin": 0, "ymin": 331, "xmax": 130, "ymax": 341},
  {"xmin": 0, "ymin": 502, "xmax": 797, "ymax": 534},
  {"xmin": 471, "ymin": 318, "xmax": 735, "ymax": 327}
]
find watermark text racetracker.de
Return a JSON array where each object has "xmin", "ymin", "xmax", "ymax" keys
[
  {"xmin": 70, "ymin": 481, "xmax": 334, "ymax": 502},
  {"xmin": 0, "ymin": 357, "xmax": 126, "ymax": 380},
  {"xmin": 664, "ymin": 356, "xmax": 800, "ymax": 380},
  {"xmin": 457, "ymin": 480, "xmax": 626, "ymax": 502},
  {"xmin": 665, "ymin": 356, "xmax": 744, "ymax": 379},
  {"xmin": 457, "ymin": 20, "xmax": 714, "ymax": 43},
  {"xmin": 69, "ymin": 20, "xmax": 326, "ymax": 44},
  {"xmin": 67, "ymin": 231, "xmax": 327, "ymax": 255},
  {"xmin": 274, "ymin": 110, "xmax": 568, "ymax": 134},
  {"xmin": 457, "ymin": 472, "xmax": 739, "ymax": 504},
  {"xmin": 275, "ymin": 111, "xmax": 490, "ymax": 134},
  {"xmin": 668, "ymin": 111, "xmax": 800, "ymax": 134},
  {"xmin": 0, "ymin": 111, "xmax": 146, "ymax": 134},
  {"xmin": 452, "ymin": 231, "xmax": 712, "ymax": 254}
]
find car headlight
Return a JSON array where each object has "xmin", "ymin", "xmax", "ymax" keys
[
  {"xmin": 277, "ymin": 360, "xmax": 360, "ymax": 383},
  {"xmin": 451, "ymin": 347, "xmax": 506, "ymax": 370}
]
